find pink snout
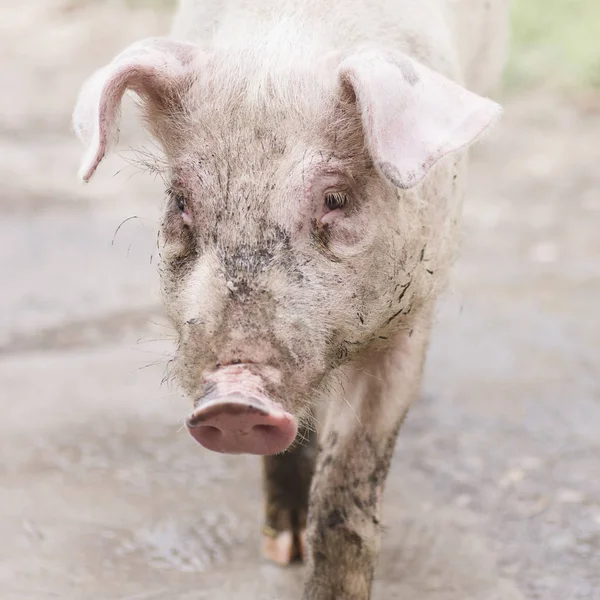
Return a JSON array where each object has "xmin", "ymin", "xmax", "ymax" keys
[{"xmin": 187, "ymin": 394, "xmax": 297, "ymax": 455}]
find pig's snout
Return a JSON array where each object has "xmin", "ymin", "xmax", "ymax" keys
[
  {"xmin": 186, "ymin": 367, "xmax": 297, "ymax": 455},
  {"xmin": 187, "ymin": 399, "xmax": 297, "ymax": 455}
]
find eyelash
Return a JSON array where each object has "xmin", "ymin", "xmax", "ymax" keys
[{"xmin": 324, "ymin": 191, "xmax": 349, "ymax": 212}]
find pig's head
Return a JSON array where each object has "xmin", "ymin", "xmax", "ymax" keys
[{"xmin": 73, "ymin": 37, "xmax": 500, "ymax": 455}]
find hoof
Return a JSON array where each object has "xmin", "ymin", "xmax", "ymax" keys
[{"xmin": 262, "ymin": 527, "xmax": 306, "ymax": 565}]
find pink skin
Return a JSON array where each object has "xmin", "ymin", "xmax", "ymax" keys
[{"xmin": 186, "ymin": 365, "xmax": 298, "ymax": 455}]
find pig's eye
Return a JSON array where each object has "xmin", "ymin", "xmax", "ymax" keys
[
  {"xmin": 324, "ymin": 191, "xmax": 349, "ymax": 212},
  {"xmin": 167, "ymin": 186, "xmax": 187, "ymax": 214},
  {"xmin": 175, "ymin": 194, "xmax": 186, "ymax": 212}
]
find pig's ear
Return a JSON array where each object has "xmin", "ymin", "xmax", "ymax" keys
[
  {"xmin": 73, "ymin": 37, "xmax": 199, "ymax": 182},
  {"xmin": 338, "ymin": 50, "xmax": 502, "ymax": 189}
]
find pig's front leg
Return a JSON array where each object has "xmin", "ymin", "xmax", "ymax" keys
[
  {"xmin": 262, "ymin": 424, "xmax": 318, "ymax": 565},
  {"xmin": 302, "ymin": 324, "xmax": 430, "ymax": 600}
]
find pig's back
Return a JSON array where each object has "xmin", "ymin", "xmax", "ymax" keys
[
  {"xmin": 445, "ymin": 0, "xmax": 510, "ymax": 94},
  {"xmin": 171, "ymin": 0, "xmax": 508, "ymax": 88}
]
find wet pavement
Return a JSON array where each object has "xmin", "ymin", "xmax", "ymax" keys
[{"xmin": 1, "ymin": 1, "xmax": 599, "ymax": 599}]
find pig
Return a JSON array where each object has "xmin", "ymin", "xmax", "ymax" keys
[{"xmin": 73, "ymin": 0, "xmax": 509, "ymax": 597}]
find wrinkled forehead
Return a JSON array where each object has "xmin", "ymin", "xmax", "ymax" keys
[{"xmin": 153, "ymin": 48, "xmax": 349, "ymax": 161}]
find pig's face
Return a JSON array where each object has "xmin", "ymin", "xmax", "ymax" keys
[
  {"xmin": 157, "ymin": 88, "xmax": 395, "ymax": 443},
  {"xmin": 73, "ymin": 38, "xmax": 500, "ymax": 455}
]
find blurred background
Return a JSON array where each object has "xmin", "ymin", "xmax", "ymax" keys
[{"xmin": 0, "ymin": 1, "xmax": 598, "ymax": 599}]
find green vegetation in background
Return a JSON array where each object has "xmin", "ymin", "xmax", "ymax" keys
[{"xmin": 506, "ymin": 0, "xmax": 600, "ymax": 90}]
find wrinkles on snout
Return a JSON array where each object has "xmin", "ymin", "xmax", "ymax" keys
[
  {"xmin": 187, "ymin": 397, "xmax": 271, "ymax": 427},
  {"xmin": 185, "ymin": 365, "xmax": 298, "ymax": 455}
]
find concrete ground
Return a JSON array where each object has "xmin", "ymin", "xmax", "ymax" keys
[{"xmin": 1, "ymin": 1, "xmax": 599, "ymax": 599}]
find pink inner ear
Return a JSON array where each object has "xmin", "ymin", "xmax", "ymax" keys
[
  {"xmin": 73, "ymin": 37, "xmax": 199, "ymax": 182},
  {"xmin": 74, "ymin": 65, "xmax": 132, "ymax": 182},
  {"xmin": 340, "ymin": 51, "xmax": 502, "ymax": 189}
]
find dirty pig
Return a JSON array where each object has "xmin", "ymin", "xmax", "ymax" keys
[{"xmin": 73, "ymin": 0, "xmax": 509, "ymax": 597}]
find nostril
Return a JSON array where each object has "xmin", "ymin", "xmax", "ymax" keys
[
  {"xmin": 252, "ymin": 423, "xmax": 277, "ymax": 435},
  {"xmin": 201, "ymin": 425, "xmax": 222, "ymax": 434},
  {"xmin": 197, "ymin": 425, "xmax": 223, "ymax": 443}
]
